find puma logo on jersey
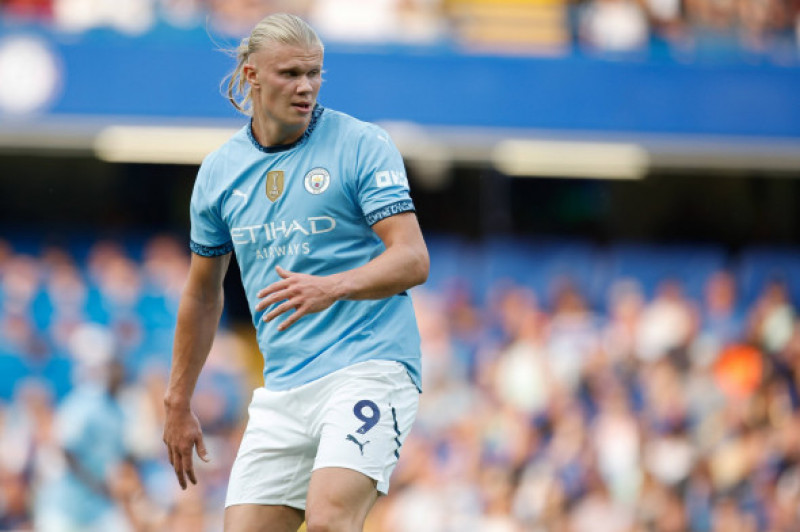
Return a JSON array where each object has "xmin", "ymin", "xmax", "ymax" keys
[
  {"xmin": 232, "ymin": 189, "xmax": 248, "ymax": 201},
  {"xmin": 346, "ymin": 434, "xmax": 370, "ymax": 456}
]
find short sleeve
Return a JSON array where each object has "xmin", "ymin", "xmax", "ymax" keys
[
  {"xmin": 354, "ymin": 126, "xmax": 415, "ymax": 226},
  {"xmin": 189, "ymin": 157, "xmax": 233, "ymax": 257}
]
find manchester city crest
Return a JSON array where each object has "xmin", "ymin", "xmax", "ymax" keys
[{"xmin": 304, "ymin": 167, "xmax": 330, "ymax": 195}]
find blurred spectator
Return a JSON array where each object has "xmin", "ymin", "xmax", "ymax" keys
[
  {"xmin": 636, "ymin": 278, "xmax": 697, "ymax": 365},
  {"xmin": 569, "ymin": 478, "xmax": 635, "ymax": 532},
  {"xmin": 307, "ymin": 0, "xmax": 444, "ymax": 45},
  {"xmin": 578, "ymin": 0, "xmax": 650, "ymax": 53},
  {"xmin": 156, "ymin": 0, "xmax": 204, "ymax": 29},
  {"xmin": 397, "ymin": 0, "xmax": 447, "ymax": 44},
  {"xmin": 32, "ymin": 324, "xmax": 132, "ymax": 531},
  {"xmin": 592, "ymin": 383, "xmax": 641, "ymax": 502},
  {"xmin": 748, "ymin": 277, "xmax": 796, "ymax": 355},
  {"xmin": 712, "ymin": 343, "xmax": 763, "ymax": 399},
  {"xmin": 1, "ymin": 0, "xmax": 53, "ymax": 20},
  {"xmin": 0, "ymin": 380, "xmax": 53, "ymax": 531},
  {"xmin": 206, "ymin": 0, "xmax": 304, "ymax": 36},
  {"xmin": 309, "ymin": 0, "xmax": 404, "ymax": 43},
  {"xmin": 545, "ymin": 280, "xmax": 601, "ymax": 391},
  {"xmin": 641, "ymin": 0, "xmax": 689, "ymax": 46},
  {"xmin": 52, "ymin": 0, "xmax": 155, "ymax": 34},
  {"xmin": 694, "ymin": 269, "xmax": 745, "ymax": 364},
  {"xmin": 737, "ymin": 0, "xmax": 797, "ymax": 60}
]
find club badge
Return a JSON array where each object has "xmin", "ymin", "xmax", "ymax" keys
[{"xmin": 304, "ymin": 168, "xmax": 330, "ymax": 195}]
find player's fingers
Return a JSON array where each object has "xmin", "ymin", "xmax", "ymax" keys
[
  {"xmin": 256, "ymin": 279, "xmax": 289, "ymax": 299},
  {"xmin": 278, "ymin": 306, "xmax": 306, "ymax": 331},
  {"xmin": 264, "ymin": 300, "xmax": 297, "ymax": 322},
  {"xmin": 255, "ymin": 288, "xmax": 291, "ymax": 311},
  {"xmin": 172, "ymin": 449, "xmax": 187, "ymax": 490},
  {"xmin": 196, "ymin": 434, "xmax": 210, "ymax": 463},
  {"xmin": 275, "ymin": 265, "xmax": 293, "ymax": 278},
  {"xmin": 181, "ymin": 447, "xmax": 196, "ymax": 486}
]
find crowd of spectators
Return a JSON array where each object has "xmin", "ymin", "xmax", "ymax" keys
[
  {"xmin": 0, "ymin": 0, "xmax": 799, "ymax": 62},
  {"xmin": 0, "ymin": 232, "xmax": 798, "ymax": 531}
]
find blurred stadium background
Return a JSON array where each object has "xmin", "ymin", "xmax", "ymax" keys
[{"xmin": 1, "ymin": 0, "xmax": 800, "ymax": 531}]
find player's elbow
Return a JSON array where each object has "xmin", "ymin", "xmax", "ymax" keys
[{"xmin": 409, "ymin": 245, "xmax": 429, "ymax": 287}]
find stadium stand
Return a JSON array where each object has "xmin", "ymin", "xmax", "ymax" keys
[{"xmin": 0, "ymin": 232, "xmax": 797, "ymax": 529}]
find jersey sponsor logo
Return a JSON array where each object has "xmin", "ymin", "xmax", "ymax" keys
[
  {"xmin": 255, "ymin": 242, "xmax": 311, "ymax": 260},
  {"xmin": 230, "ymin": 216, "xmax": 336, "ymax": 245},
  {"xmin": 375, "ymin": 170, "xmax": 409, "ymax": 190},
  {"xmin": 304, "ymin": 167, "xmax": 330, "ymax": 195},
  {"xmin": 232, "ymin": 189, "xmax": 248, "ymax": 202},
  {"xmin": 266, "ymin": 170, "xmax": 284, "ymax": 202}
]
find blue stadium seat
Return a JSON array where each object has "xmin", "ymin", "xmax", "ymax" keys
[
  {"xmin": 737, "ymin": 247, "xmax": 800, "ymax": 307},
  {"xmin": 603, "ymin": 243, "xmax": 728, "ymax": 304},
  {"xmin": 0, "ymin": 353, "xmax": 32, "ymax": 401},
  {"xmin": 423, "ymin": 233, "xmax": 486, "ymax": 300},
  {"xmin": 481, "ymin": 237, "xmax": 604, "ymax": 310}
]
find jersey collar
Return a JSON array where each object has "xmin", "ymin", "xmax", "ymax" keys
[{"xmin": 247, "ymin": 104, "xmax": 324, "ymax": 154}]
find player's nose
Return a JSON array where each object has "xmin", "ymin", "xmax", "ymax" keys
[{"xmin": 297, "ymin": 75, "xmax": 313, "ymax": 93}]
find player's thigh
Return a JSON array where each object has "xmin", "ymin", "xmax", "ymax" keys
[
  {"xmin": 226, "ymin": 386, "xmax": 316, "ymax": 511},
  {"xmin": 311, "ymin": 361, "xmax": 419, "ymax": 495},
  {"xmin": 224, "ymin": 504, "xmax": 305, "ymax": 532},
  {"xmin": 305, "ymin": 467, "xmax": 378, "ymax": 532}
]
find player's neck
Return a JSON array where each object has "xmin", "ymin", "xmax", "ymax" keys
[{"xmin": 251, "ymin": 114, "xmax": 308, "ymax": 148}]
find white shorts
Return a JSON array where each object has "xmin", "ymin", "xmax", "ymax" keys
[{"xmin": 225, "ymin": 360, "xmax": 419, "ymax": 510}]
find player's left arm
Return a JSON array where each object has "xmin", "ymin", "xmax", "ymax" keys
[{"xmin": 255, "ymin": 211, "xmax": 428, "ymax": 331}]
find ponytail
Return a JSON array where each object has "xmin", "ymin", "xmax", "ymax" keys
[{"xmin": 226, "ymin": 37, "xmax": 252, "ymax": 115}]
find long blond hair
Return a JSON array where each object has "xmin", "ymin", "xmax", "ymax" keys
[{"xmin": 225, "ymin": 13, "xmax": 323, "ymax": 116}]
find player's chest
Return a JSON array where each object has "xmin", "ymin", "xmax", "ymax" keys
[{"xmin": 222, "ymin": 156, "xmax": 353, "ymax": 224}]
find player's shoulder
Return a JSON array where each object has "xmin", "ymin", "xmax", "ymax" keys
[
  {"xmin": 195, "ymin": 125, "xmax": 250, "ymax": 183},
  {"xmin": 319, "ymin": 107, "xmax": 391, "ymax": 145},
  {"xmin": 203, "ymin": 125, "xmax": 250, "ymax": 166}
]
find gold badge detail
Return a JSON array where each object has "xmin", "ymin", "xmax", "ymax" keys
[{"xmin": 266, "ymin": 171, "xmax": 284, "ymax": 202}]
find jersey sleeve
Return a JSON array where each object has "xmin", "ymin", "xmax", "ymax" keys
[
  {"xmin": 189, "ymin": 156, "xmax": 233, "ymax": 257},
  {"xmin": 354, "ymin": 126, "xmax": 415, "ymax": 226}
]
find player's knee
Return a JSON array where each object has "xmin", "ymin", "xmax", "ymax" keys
[
  {"xmin": 304, "ymin": 519, "xmax": 348, "ymax": 532},
  {"xmin": 305, "ymin": 506, "xmax": 362, "ymax": 532}
]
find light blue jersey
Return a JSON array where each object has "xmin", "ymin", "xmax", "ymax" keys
[
  {"xmin": 190, "ymin": 106, "xmax": 422, "ymax": 391},
  {"xmin": 35, "ymin": 385, "xmax": 126, "ymax": 528}
]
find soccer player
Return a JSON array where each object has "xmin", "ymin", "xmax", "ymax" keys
[
  {"xmin": 34, "ymin": 326, "xmax": 132, "ymax": 532},
  {"xmin": 161, "ymin": 13, "xmax": 429, "ymax": 532}
]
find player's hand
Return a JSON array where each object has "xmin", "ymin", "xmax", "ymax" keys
[
  {"xmin": 107, "ymin": 460, "xmax": 143, "ymax": 502},
  {"xmin": 162, "ymin": 404, "xmax": 209, "ymax": 490},
  {"xmin": 255, "ymin": 266, "xmax": 341, "ymax": 331}
]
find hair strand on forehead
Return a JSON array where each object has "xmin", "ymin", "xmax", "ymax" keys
[{"xmin": 221, "ymin": 13, "xmax": 323, "ymax": 117}]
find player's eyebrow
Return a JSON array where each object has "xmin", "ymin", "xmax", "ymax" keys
[{"xmin": 278, "ymin": 65, "xmax": 322, "ymax": 75}]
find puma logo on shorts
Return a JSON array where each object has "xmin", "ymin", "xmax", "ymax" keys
[{"xmin": 346, "ymin": 434, "xmax": 371, "ymax": 455}]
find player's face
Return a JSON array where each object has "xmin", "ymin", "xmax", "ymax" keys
[{"xmin": 247, "ymin": 43, "xmax": 323, "ymax": 142}]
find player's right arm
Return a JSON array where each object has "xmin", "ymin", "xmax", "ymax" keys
[{"xmin": 163, "ymin": 251, "xmax": 231, "ymax": 489}]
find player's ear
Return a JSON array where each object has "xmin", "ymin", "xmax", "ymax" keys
[{"xmin": 243, "ymin": 63, "xmax": 259, "ymax": 88}]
